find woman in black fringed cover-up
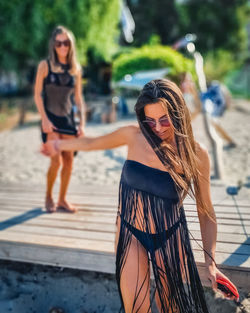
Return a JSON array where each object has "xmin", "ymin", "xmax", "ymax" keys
[{"xmin": 42, "ymin": 79, "xmax": 236, "ymax": 313}]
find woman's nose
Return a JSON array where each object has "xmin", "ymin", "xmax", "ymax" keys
[{"xmin": 155, "ymin": 120, "xmax": 162, "ymax": 132}]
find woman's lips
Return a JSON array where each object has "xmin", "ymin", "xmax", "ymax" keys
[{"xmin": 156, "ymin": 131, "xmax": 166, "ymax": 137}]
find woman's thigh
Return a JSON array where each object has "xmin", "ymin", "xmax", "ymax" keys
[
  {"xmin": 60, "ymin": 134, "xmax": 75, "ymax": 161},
  {"xmin": 115, "ymin": 216, "xmax": 151, "ymax": 313},
  {"xmin": 117, "ymin": 228, "xmax": 151, "ymax": 313},
  {"xmin": 152, "ymin": 238, "xmax": 185, "ymax": 313},
  {"xmin": 47, "ymin": 131, "xmax": 60, "ymax": 141}
]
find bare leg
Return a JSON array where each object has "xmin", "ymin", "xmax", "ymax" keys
[
  {"xmin": 153, "ymin": 250, "xmax": 172, "ymax": 313},
  {"xmin": 57, "ymin": 134, "xmax": 76, "ymax": 212},
  {"xmin": 153, "ymin": 236, "xmax": 185, "ymax": 313},
  {"xmin": 119, "ymin": 235, "xmax": 151, "ymax": 313},
  {"xmin": 115, "ymin": 215, "xmax": 151, "ymax": 313},
  {"xmin": 45, "ymin": 132, "xmax": 61, "ymax": 213},
  {"xmin": 57, "ymin": 150, "xmax": 76, "ymax": 212}
]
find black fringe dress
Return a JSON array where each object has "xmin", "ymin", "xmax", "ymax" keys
[{"xmin": 116, "ymin": 159, "xmax": 209, "ymax": 313}]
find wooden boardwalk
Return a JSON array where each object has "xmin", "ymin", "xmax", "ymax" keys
[{"xmin": 0, "ymin": 183, "xmax": 249, "ymax": 290}]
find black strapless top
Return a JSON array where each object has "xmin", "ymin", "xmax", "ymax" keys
[{"xmin": 120, "ymin": 160, "xmax": 179, "ymax": 200}]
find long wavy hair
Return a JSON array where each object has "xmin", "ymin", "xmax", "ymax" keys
[
  {"xmin": 48, "ymin": 25, "xmax": 79, "ymax": 75},
  {"xmin": 135, "ymin": 78, "xmax": 211, "ymax": 218}
]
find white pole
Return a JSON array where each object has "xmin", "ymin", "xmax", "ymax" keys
[{"xmin": 193, "ymin": 51, "xmax": 224, "ymax": 180}]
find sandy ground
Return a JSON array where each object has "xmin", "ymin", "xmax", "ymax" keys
[
  {"xmin": 0, "ymin": 98, "xmax": 250, "ymax": 188},
  {"xmin": 0, "ymin": 98, "xmax": 250, "ymax": 312}
]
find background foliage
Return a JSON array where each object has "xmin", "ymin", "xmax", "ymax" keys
[
  {"xmin": 0, "ymin": 0, "xmax": 120, "ymax": 71},
  {"xmin": 112, "ymin": 44, "xmax": 194, "ymax": 82}
]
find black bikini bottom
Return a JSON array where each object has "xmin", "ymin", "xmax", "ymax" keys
[
  {"xmin": 120, "ymin": 217, "xmax": 182, "ymax": 253},
  {"xmin": 41, "ymin": 109, "xmax": 77, "ymax": 143}
]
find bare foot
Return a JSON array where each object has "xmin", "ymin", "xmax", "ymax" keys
[
  {"xmin": 45, "ymin": 197, "xmax": 57, "ymax": 213},
  {"xmin": 57, "ymin": 200, "xmax": 77, "ymax": 213}
]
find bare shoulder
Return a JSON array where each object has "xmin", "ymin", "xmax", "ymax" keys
[
  {"xmin": 195, "ymin": 142, "xmax": 210, "ymax": 173},
  {"xmin": 37, "ymin": 60, "xmax": 48, "ymax": 76}
]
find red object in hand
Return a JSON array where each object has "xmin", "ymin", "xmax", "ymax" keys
[{"xmin": 216, "ymin": 277, "xmax": 239, "ymax": 301}]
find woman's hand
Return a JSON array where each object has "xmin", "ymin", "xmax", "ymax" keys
[
  {"xmin": 42, "ymin": 118, "xmax": 56, "ymax": 133},
  {"xmin": 207, "ymin": 264, "xmax": 238, "ymax": 300},
  {"xmin": 77, "ymin": 125, "xmax": 85, "ymax": 137},
  {"xmin": 40, "ymin": 140, "xmax": 59, "ymax": 157}
]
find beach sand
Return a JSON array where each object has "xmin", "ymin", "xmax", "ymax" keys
[{"xmin": 0, "ymin": 98, "xmax": 249, "ymax": 312}]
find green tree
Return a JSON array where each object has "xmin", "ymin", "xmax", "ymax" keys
[
  {"xmin": 112, "ymin": 44, "xmax": 194, "ymax": 82},
  {"xmin": 0, "ymin": 0, "xmax": 120, "ymax": 71},
  {"xmin": 177, "ymin": 0, "xmax": 248, "ymax": 54},
  {"xmin": 126, "ymin": 0, "xmax": 181, "ymax": 46}
]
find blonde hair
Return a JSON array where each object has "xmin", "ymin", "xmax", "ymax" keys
[
  {"xmin": 48, "ymin": 25, "xmax": 80, "ymax": 75},
  {"xmin": 135, "ymin": 79, "xmax": 212, "ymax": 219}
]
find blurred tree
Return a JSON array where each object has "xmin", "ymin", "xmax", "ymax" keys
[
  {"xmin": 177, "ymin": 0, "xmax": 248, "ymax": 54},
  {"xmin": 126, "ymin": 0, "xmax": 248, "ymax": 55},
  {"xmin": 0, "ymin": 0, "xmax": 120, "ymax": 72},
  {"xmin": 126, "ymin": 0, "xmax": 181, "ymax": 46}
]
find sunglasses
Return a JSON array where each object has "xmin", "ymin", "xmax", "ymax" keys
[
  {"xmin": 142, "ymin": 117, "xmax": 170, "ymax": 129},
  {"xmin": 54, "ymin": 39, "xmax": 70, "ymax": 48}
]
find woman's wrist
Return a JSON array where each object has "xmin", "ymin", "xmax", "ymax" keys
[{"xmin": 205, "ymin": 257, "xmax": 217, "ymax": 268}]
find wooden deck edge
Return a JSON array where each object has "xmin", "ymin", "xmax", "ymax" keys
[
  {"xmin": 0, "ymin": 241, "xmax": 115, "ymax": 273},
  {"xmin": 0, "ymin": 241, "xmax": 249, "ymax": 291}
]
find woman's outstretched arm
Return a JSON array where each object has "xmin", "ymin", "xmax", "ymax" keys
[{"xmin": 42, "ymin": 125, "xmax": 136, "ymax": 156}]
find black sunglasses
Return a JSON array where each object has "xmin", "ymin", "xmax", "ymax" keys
[{"xmin": 55, "ymin": 39, "xmax": 70, "ymax": 48}]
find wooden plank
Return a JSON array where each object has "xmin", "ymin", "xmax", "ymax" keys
[
  {"xmin": 1, "ymin": 204, "xmax": 250, "ymax": 224},
  {"xmin": 0, "ymin": 183, "xmax": 249, "ymax": 290},
  {"xmin": 0, "ymin": 213, "xmax": 248, "ymax": 246},
  {"xmin": 0, "ymin": 224, "xmax": 115, "ymax": 241},
  {"xmin": 1, "ymin": 201, "xmax": 250, "ymax": 218},
  {"xmin": 0, "ymin": 210, "xmax": 249, "ymax": 235},
  {"xmin": 0, "ymin": 228, "xmax": 249, "ymax": 268},
  {"xmin": 0, "ymin": 231, "xmax": 114, "ymax": 252},
  {"xmin": 0, "ymin": 212, "xmax": 249, "ymax": 238},
  {"xmin": 0, "ymin": 241, "xmax": 116, "ymax": 273},
  {"xmin": 2, "ymin": 224, "xmax": 249, "ymax": 263},
  {"xmin": 1, "ymin": 194, "xmax": 249, "ymax": 210},
  {"xmin": 1, "ymin": 183, "xmax": 249, "ymax": 202}
]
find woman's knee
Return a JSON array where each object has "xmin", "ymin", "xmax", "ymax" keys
[
  {"xmin": 50, "ymin": 154, "xmax": 62, "ymax": 169},
  {"xmin": 61, "ymin": 151, "xmax": 74, "ymax": 167}
]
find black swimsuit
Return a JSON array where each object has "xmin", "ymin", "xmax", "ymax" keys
[
  {"xmin": 116, "ymin": 160, "xmax": 209, "ymax": 313},
  {"xmin": 41, "ymin": 60, "xmax": 77, "ymax": 143}
]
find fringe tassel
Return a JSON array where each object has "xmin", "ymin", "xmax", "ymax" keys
[{"xmin": 116, "ymin": 181, "xmax": 209, "ymax": 313}]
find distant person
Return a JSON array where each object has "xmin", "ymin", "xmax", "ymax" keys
[
  {"xmin": 34, "ymin": 25, "xmax": 86, "ymax": 213},
  {"xmin": 180, "ymin": 72, "xmax": 202, "ymax": 121},
  {"xmin": 42, "ymin": 79, "xmax": 238, "ymax": 312},
  {"xmin": 101, "ymin": 94, "xmax": 117, "ymax": 124},
  {"xmin": 180, "ymin": 73, "xmax": 236, "ymax": 149},
  {"xmin": 201, "ymin": 81, "xmax": 236, "ymax": 149}
]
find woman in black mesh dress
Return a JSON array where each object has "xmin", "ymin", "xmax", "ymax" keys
[
  {"xmin": 34, "ymin": 25, "xmax": 85, "ymax": 213},
  {"xmin": 42, "ymin": 79, "xmax": 236, "ymax": 312}
]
